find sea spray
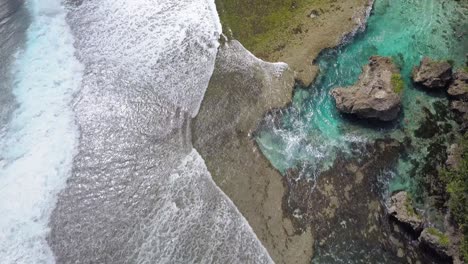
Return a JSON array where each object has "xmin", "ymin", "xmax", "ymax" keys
[{"xmin": 0, "ymin": 0, "xmax": 83, "ymax": 262}]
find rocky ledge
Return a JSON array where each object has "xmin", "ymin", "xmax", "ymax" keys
[
  {"xmin": 388, "ymin": 191, "xmax": 423, "ymax": 232},
  {"xmin": 331, "ymin": 56, "xmax": 402, "ymax": 121},
  {"xmin": 412, "ymin": 57, "xmax": 453, "ymax": 89},
  {"xmin": 419, "ymin": 228, "xmax": 452, "ymax": 260}
]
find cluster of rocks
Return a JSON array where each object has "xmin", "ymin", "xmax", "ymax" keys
[
  {"xmin": 331, "ymin": 56, "xmax": 468, "ymax": 127},
  {"xmin": 330, "ymin": 56, "xmax": 467, "ymax": 261},
  {"xmin": 412, "ymin": 57, "xmax": 468, "ymax": 131},
  {"xmin": 388, "ymin": 191, "xmax": 458, "ymax": 261}
]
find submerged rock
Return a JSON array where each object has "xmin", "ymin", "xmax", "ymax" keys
[
  {"xmin": 412, "ymin": 57, "xmax": 452, "ymax": 89},
  {"xmin": 447, "ymin": 70, "xmax": 468, "ymax": 101},
  {"xmin": 419, "ymin": 228, "xmax": 451, "ymax": 260},
  {"xmin": 331, "ymin": 56, "xmax": 402, "ymax": 121},
  {"xmin": 388, "ymin": 191, "xmax": 423, "ymax": 232}
]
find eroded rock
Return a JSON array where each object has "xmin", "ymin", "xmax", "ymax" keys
[
  {"xmin": 331, "ymin": 56, "xmax": 402, "ymax": 121},
  {"xmin": 388, "ymin": 191, "xmax": 423, "ymax": 232},
  {"xmin": 412, "ymin": 57, "xmax": 452, "ymax": 89}
]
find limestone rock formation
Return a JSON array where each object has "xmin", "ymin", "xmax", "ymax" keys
[
  {"xmin": 412, "ymin": 57, "xmax": 452, "ymax": 89},
  {"xmin": 331, "ymin": 56, "xmax": 402, "ymax": 121},
  {"xmin": 388, "ymin": 191, "xmax": 423, "ymax": 232},
  {"xmin": 447, "ymin": 70, "xmax": 468, "ymax": 101}
]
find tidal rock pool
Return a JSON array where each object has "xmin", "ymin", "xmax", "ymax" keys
[{"xmin": 256, "ymin": 0, "xmax": 467, "ymax": 262}]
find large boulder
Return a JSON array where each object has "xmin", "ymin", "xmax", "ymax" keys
[
  {"xmin": 412, "ymin": 57, "xmax": 452, "ymax": 89},
  {"xmin": 331, "ymin": 56, "xmax": 402, "ymax": 121},
  {"xmin": 447, "ymin": 70, "xmax": 468, "ymax": 101},
  {"xmin": 387, "ymin": 191, "xmax": 423, "ymax": 232}
]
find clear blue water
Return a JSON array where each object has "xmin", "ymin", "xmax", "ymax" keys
[{"xmin": 257, "ymin": 0, "xmax": 467, "ymax": 195}]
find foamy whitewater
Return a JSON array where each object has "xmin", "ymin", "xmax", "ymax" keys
[
  {"xmin": 0, "ymin": 0, "xmax": 83, "ymax": 262},
  {"xmin": 1, "ymin": 0, "xmax": 272, "ymax": 263}
]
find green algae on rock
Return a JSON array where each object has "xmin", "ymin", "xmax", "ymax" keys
[
  {"xmin": 440, "ymin": 134, "xmax": 468, "ymax": 261},
  {"xmin": 391, "ymin": 73, "xmax": 404, "ymax": 94}
]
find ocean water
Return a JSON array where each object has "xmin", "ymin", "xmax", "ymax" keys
[
  {"xmin": 257, "ymin": 0, "xmax": 467, "ymax": 187},
  {"xmin": 0, "ymin": 0, "xmax": 83, "ymax": 262},
  {"xmin": 0, "ymin": 0, "xmax": 28, "ymax": 133},
  {"xmin": 0, "ymin": 0, "xmax": 273, "ymax": 263},
  {"xmin": 46, "ymin": 0, "xmax": 272, "ymax": 263}
]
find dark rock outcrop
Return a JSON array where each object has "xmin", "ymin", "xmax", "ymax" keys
[
  {"xmin": 412, "ymin": 57, "xmax": 452, "ymax": 89},
  {"xmin": 447, "ymin": 70, "xmax": 468, "ymax": 101},
  {"xmin": 331, "ymin": 56, "xmax": 401, "ymax": 121},
  {"xmin": 450, "ymin": 100, "xmax": 468, "ymax": 131},
  {"xmin": 388, "ymin": 191, "xmax": 423, "ymax": 232}
]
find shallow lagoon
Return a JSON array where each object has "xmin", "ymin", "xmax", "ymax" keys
[
  {"xmin": 256, "ymin": 0, "xmax": 467, "ymax": 262},
  {"xmin": 257, "ymin": 0, "xmax": 467, "ymax": 195}
]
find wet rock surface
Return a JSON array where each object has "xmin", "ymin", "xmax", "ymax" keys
[
  {"xmin": 331, "ymin": 56, "xmax": 401, "ymax": 121},
  {"xmin": 447, "ymin": 70, "xmax": 468, "ymax": 101},
  {"xmin": 412, "ymin": 57, "xmax": 452, "ymax": 89}
]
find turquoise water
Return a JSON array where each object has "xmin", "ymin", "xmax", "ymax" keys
[
  {"xmin": 257, "ymin": 0, "xmax": 467, "ymax": 193},
  {"xmin": 0, "ymin": 0, "xmax": 83, "ymax": 262}
]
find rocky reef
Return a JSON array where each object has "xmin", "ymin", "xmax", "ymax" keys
[
  {"xmin": 331, "ymin": 56, "xmax": 402, "ymax": 121},
  {"xmin": 280, "ymin": 138, "xmax": 406, "ymax": 262}
]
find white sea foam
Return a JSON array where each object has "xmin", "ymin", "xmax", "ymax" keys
[
  {"xmin": 40, "ymin": 0, "xmax": 274, "ymax": 263},
  {"xmin": 0, "ymin": 0, "xmax": 83, "ymax": 262}
]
